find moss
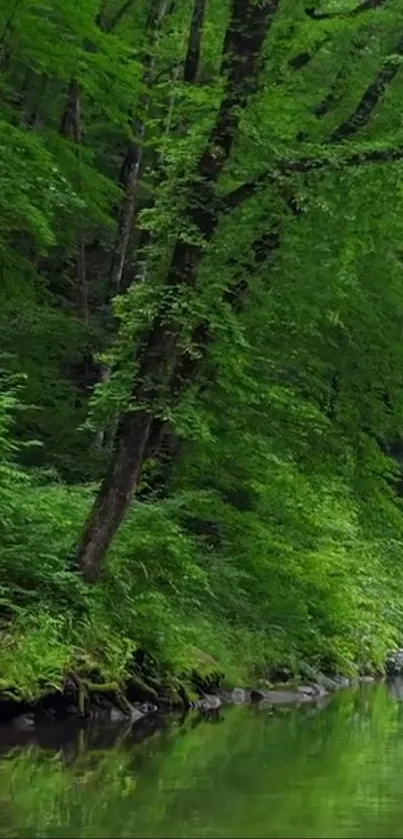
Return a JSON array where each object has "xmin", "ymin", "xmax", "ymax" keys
[
  {"xmin": 82, "ymin": 680, "xmax": 119, "ymax": 693},
  {"xmin": 179, "ymin": 683, "xmax": 199, "ymax": 707},
  {"xmin": 128, "ymin": 674, "xmax": 159, "ymax": 702}
]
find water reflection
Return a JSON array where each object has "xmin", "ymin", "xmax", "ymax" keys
[
  {"xmin": 387, "ymin": 676, "xmax": 403, "ymax": 701},
  {"xmin": 1, "ymin": 684, "xmax": 403, "ymax": 838}
]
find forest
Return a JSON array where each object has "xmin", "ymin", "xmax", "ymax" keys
[{"xmin": 1, "ymin": 0, "xmax": 403, "ymax": 707}]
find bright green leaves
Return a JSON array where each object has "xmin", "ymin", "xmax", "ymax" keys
[{"xmin": 0, "ymin": 121, "xmax": 81, "ymax": 249}]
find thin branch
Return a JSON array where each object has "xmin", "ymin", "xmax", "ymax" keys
[
  {"xmin": 283, "ymin": 143, "xmax": 403, "ymax": 173},
  {"xmin": 95, "ymin": 0, "xmax": 108, "ymax": 29},
  {"xmin": 306, "ymin": 0, "xmax": 390, "ymax": 20},
  {"xmin": 103, "ymin": 0, "xmax": 136, "ymax": 32},
  {"xmin": 222, "ymin": 144, "xmax": 403, "ymax": 211},
  {"xmin": 0, "ymin": 0, "xmax": 23, "ymax": 48},
  {"xmin": 313, "ymin": 39, "xmax": 365, "ymax": 117},
  {"xmin": 328, "ymin": 36, "xmax": 403, "ymax": 142}
]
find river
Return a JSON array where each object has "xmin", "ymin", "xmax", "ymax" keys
[{"xmin": 1, "ymin": 681, "xmax": 403, "ymax": 837}]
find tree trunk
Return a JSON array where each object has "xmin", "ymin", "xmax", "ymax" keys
[
  {"xmin": 108, "ymin": 132, "xmax": 145, "ymax": 293},
  {"xmin": 78, "ymin": 235, "xmax": 88, "ymax": 323},
  {"xmin": 76, "ymin": 0, "xmax": 280, "ymax": 582},
  {"xmin": 60, "ymin": 79, "xmax": 82, "ymax": 142},
  {"xmin": 75, "ymin": 411, "xmax": 153, "ymax": 581},
  {"xmin": 108, "ymin": 0, "xmax": 170, "ymax": 294},
  {"xmin": 184, "ymin": 0, "xmax": 206, "ymax": 83},
  {"xmin": 59, "ymin": 80, "xmax": 90, "ymax": 324}
]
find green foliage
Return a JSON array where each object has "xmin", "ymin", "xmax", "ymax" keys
[
  {"xmin": 2, "ymin": 0, "xmax": 403, "ymax": 699},
  {"xmin": 0, "ymin": 372, "xmax": 402, "ymax": 698}
]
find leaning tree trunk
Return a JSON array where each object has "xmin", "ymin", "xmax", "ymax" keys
[
  {"xmin": 76, "ymin": 0, "xmax": 280, "ymax": 582},
  {"xmin": 74, "ymin": 411, "xmax": 153, "ymax": 581}
]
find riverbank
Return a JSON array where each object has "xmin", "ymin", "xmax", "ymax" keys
[
  {"xmin": 0, "ymin": 470, "xmax": 396, "ymax": 731},
  {"xmin": 2, "ymin": 381, "xmax": 402, "ymax": 730},
  {"xmin": 0, "ymin": 653, "xmax": 379, "ymax": 732}
]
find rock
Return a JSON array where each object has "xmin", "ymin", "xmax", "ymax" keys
[
  {"xmin": 298, "ymin": 684, "xmax": 327, "ymax": 698},
  {"xmin": 196, "ymin": 694, "xmax": 221, "ymax": 711},
  {"xmin": 298, "ymin": 685, "xmax": 316, "ymax": 696},
  {"xmin": 252, "ymin": 689, "xmax": 313, "ymax": 705},
  {"xmin": 231, "ymin": 688, "xmax": 249, "ymax": 704},
  {"xmin": 333, "ymin": 675, "xmax": 350, "ymax": 688},
  {"xmin": 139, "ymin": 702, "xmax": 158, "ymax": 715},
  {"xmin": 300, "ymin": 662, "xmax": 338, "ymax": 691},
  {"xmin": 109, "ymin": 707, "xmax": 127, "ymax": 723},
  {"xmin": 13, "ymin": 714, "xmax": 35, "ymax": 730},
  {"xmin": 386, "ymin": 649, "xmax": 403, "ymax": 675},
  {"xmin": 358, "ymin": 675, "xmax": 375, "ymax": 684},
  {"xmin": 250, "ymin": 689, "xmax": 266, "ymax": 703},
  {"xmin": 388, "ymin": 678, "xmax": 403, "ymax": 700},
  {"xmin": 129, "ymin": 705, "xmax": 145, "ymax": 723},
  {"xmin": 270, "ymin": 667, "xmax": 292, "ymax": 683},
  {"xmin": 313, "ymin": 684, "xmax": 328, "ymax": 698},
  {"xmin": 109, "ymin": 700, "xmax": 156, "ymax": 724}
]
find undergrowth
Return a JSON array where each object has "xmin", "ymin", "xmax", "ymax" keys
[{"xmin": 1, "ymin": 379, "xmax": 403, "ymax": 703}]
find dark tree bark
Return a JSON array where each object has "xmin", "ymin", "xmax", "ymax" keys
[
  {"xmin": 76, "ymin": 0, "xmax": 281, "ymax": 582},
  {"xmin": 184, "ymin": 0, "xmax": 206, "ymax": 83},
  {"xmin": 60, "ymin": 79, "xmax": 82, "ymax": 143}
]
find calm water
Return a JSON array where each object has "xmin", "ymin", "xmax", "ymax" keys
[{"xmin": 2, "ymin": 682, "xmax": 403, "ymax": 837}]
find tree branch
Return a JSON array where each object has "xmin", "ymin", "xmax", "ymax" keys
[
  {"xmin": 76, "ymin": 0, "xmax": 282, "ymax": 579},
  {"xmin": 328, "ymin": 37, "xmax": 403, "ymax": 142},
  {"xmin": 102, "ymin": 0, "xmax": 136, "ymax": 32},
  {"xmin": 283, "ymin": 143, "xmax": 403, "ymax": 172},
  {"xmin": 313, "ymin": 38, "xmax": 365, "ymax": 118},
  {"xmin": 289, "ymin": 37, "xmax": 330, "ymax": 71},
  {"xmin": 225, "ymin": 27, "xmax": 403, "ymax": 209},
  {"xmin": 306, "ymin": 0, "xmax": 390, "ymax": 20},
  {"xmin": 222, "ymin": 144, "xmax": 403, "ymax": 211},
  {"xmin": 0, "ymin": 0, "xmax": 23, "ymax": 48}
]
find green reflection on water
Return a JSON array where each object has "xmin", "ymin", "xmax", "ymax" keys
[{"xmin": 1, "ymin": 684, "xmax": 403, "ymax": 838}]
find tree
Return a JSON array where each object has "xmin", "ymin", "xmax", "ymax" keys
[
  {"xmin": 75, "ymin": 0, "xmax": 403, "ymax": 580},
  {"xmin": 75, "ymin": 0, "xmax": 281, "ymax": 580}
]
